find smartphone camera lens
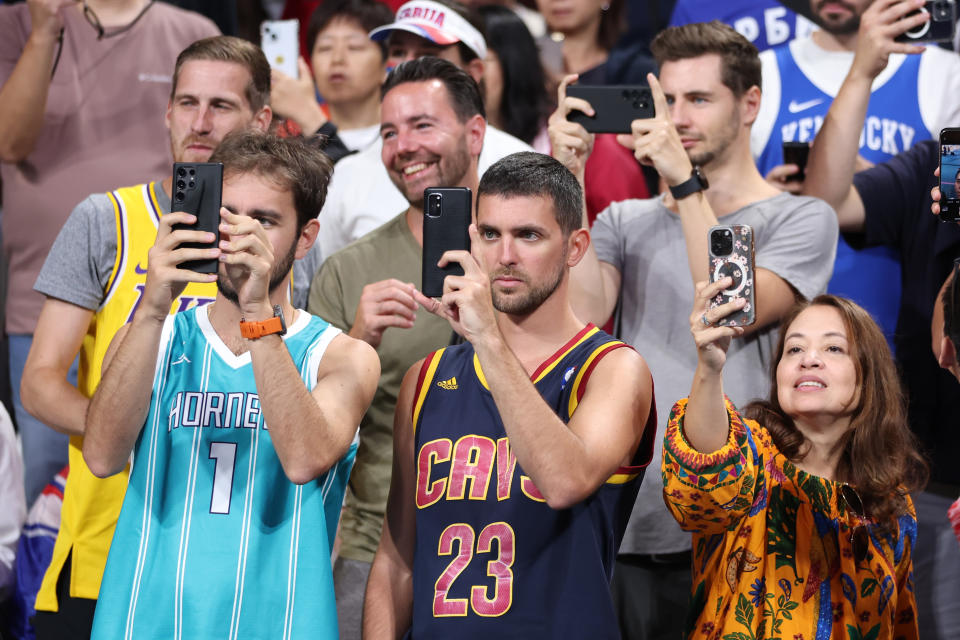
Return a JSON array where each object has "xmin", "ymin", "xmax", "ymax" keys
[
  {"xmin": 177, "ymin": 167, "xmax": 186, "ymax": 177},
  {"xmin": 176, "ymin": 180, "xmax": 185, "ymax": 190},
  {"xmin": 427, "ymin": 193, "xmax": 442, "ymax": 218},
  {"xmin": 711, "ymin": 229, "xmax": 734, "ymax": 256},
  {"xmin": 175, "ymin": 192, "xmax": 185, "ymax": 202},
  {"xmin": 933, "ymin": 0, "xmax": 951, "ymax": 20},
  {"xmin": 188, "ymin": 168, "xmax": 195, "ymax": 176}
]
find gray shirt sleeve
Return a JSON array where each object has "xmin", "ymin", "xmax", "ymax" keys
[
  {"xmin": 33, "ymin": 193, "xmax": 118, "ymax": 311},
  {"xmin": 590, "ymin": 202, "xmax": 626, "ymax": 270},
  {"xmin": 753, "ymin": 195, "xmax": 838, "ymax": 301}
]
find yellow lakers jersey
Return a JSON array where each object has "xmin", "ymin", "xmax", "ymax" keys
[{"xmin": 37, "ymin": 182, "xmax": 217, "ymax": 611}]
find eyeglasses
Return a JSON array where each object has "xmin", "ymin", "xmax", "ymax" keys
[
  {"xmin": 82, "ymin": 0, "xmax": 155, "ymax": 41},
  {"xmin": 840, "ymin": 483, "xmax": 869, "ymax": 566}
]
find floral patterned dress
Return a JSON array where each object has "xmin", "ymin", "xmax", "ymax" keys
[{"xmin": 661, "ymin": 398, "xmax": 918, "ymax": 640}]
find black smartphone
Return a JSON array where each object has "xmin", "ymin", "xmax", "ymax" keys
[
  {"xmin": 422, "ymin": 187, "xmax": 472, "ymax": 298},
  {"xmin": 940, "ymin": 129, "xmax": 960, "ymax": 222},
  {"xmin": 708, "ymin": 225, "xmax": 756, "ymax": 327},
  {"xmin": 172, "ymin": 162, "xmax": 223, "ymax": 273},
  {"xmin": 566, "ymin": 85, "xmax": 655, "ymax": 133},
  {"xmin": 895, "ymin": 0, "xmax": 956, "ymax": 42},
  {"xmin": 782, "ymin": 141, "xmax": 810, "ymax": 182}
]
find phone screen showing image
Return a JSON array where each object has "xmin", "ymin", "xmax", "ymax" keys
[{"xmin": 939, "ymin": 129, "xmax": 960, "ymax": 221}]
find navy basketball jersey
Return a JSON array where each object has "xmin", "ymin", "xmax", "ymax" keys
[
  {"xmin": 756, "ymin": 46, "xmax": 932, "ymax": 351},
  {"xmin": 92, "ymin": 306, "xmax": 355, "ymax": 640},
  {"xmin": 409, "ymin": 325, "xmax": 656, "ymax": 639}
]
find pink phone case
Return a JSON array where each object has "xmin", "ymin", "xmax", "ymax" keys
[{"xmin": 708, "ymin": 224, "xmax": 756, "ymax": 327}]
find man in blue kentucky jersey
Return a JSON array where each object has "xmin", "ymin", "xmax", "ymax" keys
[
  {"xmin": 363, "ymin": 152, "xmax": 656, "ymax": 638},
  {"xmin": 752, "ymin": 0, "xmax": 960, "ymax": 349},
  {"xmin": 82, "ymin": 130, "xmax": 379, "ymax": 640},
  {"xmin": 669, "ymin": 0, "xmax": 817, "ymax": 52}
]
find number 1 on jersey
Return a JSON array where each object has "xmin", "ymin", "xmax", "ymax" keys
[{"xmin": 209, "ymin": 441, "xmax": 237, "ymax": 514}]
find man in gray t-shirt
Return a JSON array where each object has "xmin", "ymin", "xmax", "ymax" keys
[{"xmin": 549, "ymin": 22, "xmax": 837, "ymax": 639}]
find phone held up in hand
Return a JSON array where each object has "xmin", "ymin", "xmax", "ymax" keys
[
  {"xmin": 422, "ymin": 187, "xmax": 472, "ymax": 298},
  {"xmin": 172, "ymin": 162, "xmax": 223, "ymax": 274},
  {"xmin": 939, "ymin": 128, "xmax": 960, "ymax": 222},
  {"xmin": 566, "ymin": 85, "xmax": 655, "ymax": 133},
  {"xmin": 894, "ymin": 0, "xmax": 956, "ymax": 43},
  {"xmin": 260, "ymin": 19, "xmax": 300, "ymax": 78},
  {"xmin": 782, "ymin": 141, "xmax": 810, "ymax": 182},
  {"xmin": 708, "ymin": 224, "xmax": 756, "ymax": 327}
]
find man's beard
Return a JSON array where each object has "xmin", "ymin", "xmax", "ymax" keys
[
  {"xmin": 217, "ymin": 237, "xmax": 298, "ymax": 305},
  {"xmin": 490, "ymin": 259, "xmax": 566, "ymax": 316},
  {"xmin": 391, "ymin": 136, "xmax": 472, "ymax": 208},
  {"xmin": 812, "ymin": 0, "xmax": 861, "ymax": 35}
]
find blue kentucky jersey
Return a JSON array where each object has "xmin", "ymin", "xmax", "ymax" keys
[
  {"xmin": 669, "ymin": 0, "xmax": 814, "ymax": 52},
  {"xmin": 756, "ymin": 47, "xmax": 932, "ymax": 350},
  {"xmin": 92, "ymin": 307, "xmax": 355, "ymax": 640},
  {"xmin": 409, "ymin": 325, "xmax": 655, "ymax": 639}
]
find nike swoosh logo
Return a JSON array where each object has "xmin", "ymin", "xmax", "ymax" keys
[
  {"xmin": 135, "ymin": 262, "xmax": 148, "ymax": 274},
  {"xmin": 788, "ymin": 98, "xmax": 824, "ymax": 114}
]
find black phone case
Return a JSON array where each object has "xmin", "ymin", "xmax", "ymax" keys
[
  {"xmin": 422, "ymin": 187, "xmax": 472, "ymax": 298},
  {"xmin": 895, "ymin": 1, "xmax": 956, "ymax": 42},
  {"xmin": 939, "ymin": 128, "xmax": 960, "ymax": 221},
  {"xmin": 566, "ymin": 85, "xmax": 655, "ymax": 133},
  {"xmin": 172, "ymin": 162, "xmax": 223, "ymax": 273},
  {"xmin": 708, "ymin": 224, "xmax": 756, "ymax": 327},
  {"xmin": 782, "ymin": 141, "xmax": 810, "ymax": 182}
]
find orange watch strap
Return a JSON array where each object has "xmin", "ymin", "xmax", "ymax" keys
[{"xmin": 239, "ymin": 316, "xmax": 284, "ymax": 339}]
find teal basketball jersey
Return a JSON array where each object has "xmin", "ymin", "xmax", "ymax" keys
[{"xmin": 92, "ymin": 306, "xmax": 356, "ymax": 640}]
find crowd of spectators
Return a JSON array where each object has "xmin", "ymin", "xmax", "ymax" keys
[{"xmin": 1, "ymin": 0, "xmax": 960, "ymax": 639}]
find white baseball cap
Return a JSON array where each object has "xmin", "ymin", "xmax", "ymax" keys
[{"xmin": 369, "ymin": 0, "xmax": 487, "ymax": 60}]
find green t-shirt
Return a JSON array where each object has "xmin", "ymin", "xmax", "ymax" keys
[{"xmin": 308, "ymin": 213, "xmax": 453, "ymax": 562}]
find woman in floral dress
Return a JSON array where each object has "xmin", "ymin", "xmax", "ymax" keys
[{"xmin": 662, "ymin": 280, "xmax": 928, "ymax": 640}]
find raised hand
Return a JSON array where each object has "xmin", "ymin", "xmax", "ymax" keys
[
  {"xmin": 139, "ymin": 212, "xmax": 219, "ymax": 323},
  {"xmin": 349, "ymin": 279, "xmax": 418, "ymax": 348},
  {"xmin": 547, "ymin": 74, "xmax": 595, "ymax": 182},
  {"xmin": 690, "ymin": 277, "xmax": 746, "ymax": 373}
]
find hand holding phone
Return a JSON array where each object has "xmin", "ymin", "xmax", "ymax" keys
[
  {"xmin": 422, "ymin": 187, "xmax": 472, "ymax": 297},
  {"xmin": 172, "ymin": 162, "xmax": 223, "ymax": 273},
  {"xmin": 894, "ymin": 0, "xmax": 956, "ymax": 42},
  {"xmin": 707, "ymin": 225, "xmax": 756, "ymax": 327},
  {"xmin": 782, "ymin": 142, "xmax": 810, "ymax": 182}
]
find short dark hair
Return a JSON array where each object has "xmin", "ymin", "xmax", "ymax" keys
[
  {"xmin": 172, "ymin": 36, "xmax": 271, "ymax": 112},
  {"xmin": 209, "ymin": 130, "xmax": 333, "ymax": 231},
  {"xmin": 477, "ymin": 152, "xmax": 582, "ymax": 236},
  {"xmin": 306, "ymin": 0, "xmax": 394, "ymax": 60},
  {"xmin": 381, "ymin": 56, "xmax": 485, "ymax": 121},
  {"xmin": 650, "ymin": 21, "xmax": 761, "ymax": 97}
]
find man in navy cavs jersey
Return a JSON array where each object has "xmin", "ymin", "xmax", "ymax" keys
[{"xmin": 363, "ymin": 151, "xmax": 656, "ymax": 638}]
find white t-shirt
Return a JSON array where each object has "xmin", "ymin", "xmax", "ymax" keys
[
  {"xmin": 337, "ymin": 123, "xmax": 380, "ymax": 152},
  {"xmin": 751, "ymin": 35, "xmax": 960, "ymax": 158}
]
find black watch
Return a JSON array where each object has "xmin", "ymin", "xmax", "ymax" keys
[{"xmin": 669, "ymin": 166, "xmax": 709, "ymax": 199}]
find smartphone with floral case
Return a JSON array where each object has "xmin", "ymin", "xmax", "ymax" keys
[{"xmin": 708, "ymin": 224, "xmax": 755, "ymax": 327}]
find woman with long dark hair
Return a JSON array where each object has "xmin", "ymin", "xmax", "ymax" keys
[
  {"xmin": 479, "ymin": 5, "xmax": 552, "ymax": 152},
  {"xmin": 663, "ymin": 280, "xmax": 927, "ymax": 639}
]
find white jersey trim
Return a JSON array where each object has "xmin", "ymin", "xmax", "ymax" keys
[{"xmin": 195, "ymin": 304, "xmax": 312, "ymax": 370}]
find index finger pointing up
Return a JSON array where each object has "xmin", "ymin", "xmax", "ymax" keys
[{"xmin": 647, "ymin": 72, "xmax": 671, "ymax": 122}]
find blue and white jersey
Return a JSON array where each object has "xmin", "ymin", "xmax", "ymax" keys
[
  {"xmin": 669, "ymin": 0, "xmax": 815, "ymax": 52},
  {"xmin": 751, "ymin": 37, "xmax": 960, "ymax": 348},
  {"xmin": 92, "ymin": 306, "xmax": 355, "ymax": 640}
]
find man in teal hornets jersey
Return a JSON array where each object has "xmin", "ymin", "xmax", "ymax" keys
[
  {"xmin": 82, "ymin": 130, "xmax": 380, "ymax": 640},
  {"xmin": 364, "ymin": 152, "xmax": 656, "ymax": 638}
]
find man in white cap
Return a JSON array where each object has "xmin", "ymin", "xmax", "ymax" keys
[{"xmin": 292, "ymin": 0, "xmax": 532, "ymax": 308}]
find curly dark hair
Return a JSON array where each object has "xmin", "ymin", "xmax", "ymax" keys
[{"xmin": 744, "ymin": 295, "xmax": 928, "ymax": 531}]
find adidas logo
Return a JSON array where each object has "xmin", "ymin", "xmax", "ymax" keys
[{"xmin": 437, "ymin": 377, "xmax": 458, "ymax": 390}]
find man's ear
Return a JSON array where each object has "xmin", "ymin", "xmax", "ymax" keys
[
  {"xmin": 295, "ymin": 218, "xmax": 320, "ymax": 260},
  {"xmin": 565, "ymin": 228, "xmax": 590, "ymax": 267},
  {"xmin": 252, "ymin": 105, "xmax": 273, "ymax": 132},
  {"xmin": 465, "ymin": 113, "xmax": 485, "ymax": 158},
  {"xmin": 740, "ymin": 85, "xmax": 762, "ymax": 128},
  {"xmin": 465, "ymin": 57, "xmax": 484, "ymax": 85},
  {"xmin": 938, "ymin": 334, "xmax": 958, "ymax": 370}
]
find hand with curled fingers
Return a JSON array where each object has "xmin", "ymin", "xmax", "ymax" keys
[
  {"xmin": 764, "ymin": 164, "xmax": 804, "ymax": 194},
  {"xmin": 547, "ymin": 74, "xmax": 595, "ymax": 182},
  {"xmin": 139, "ymin": 212, "xmax": 220, "ymax": 323},
  {"xmin": 616, "ymin": 73, "xmax": 691, "ymax": 187},
  {"xmin": 414, "ymin": 225, "xmax": 498, "ymax": 344},
  {"xmin": 27, "ymin": 0, "xmax": 75, "ymax": 42},
  {"xmin": 851, "ymin": 0, "xmax": 927, "ymax": 81},
  {"xmin": 690, "ymin": 277, "xmax": 746, "ymax": 374},
  {"xmin": 348, "ymin": 279, "xmax": 418, "ymax": 348},
  {"xmin": 270, "ymin": 58, "xmax": 328, "ymax": 133},
  {"xmin": 218, "ymin": 208, "xmax": 276, "ymax": 318}
]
